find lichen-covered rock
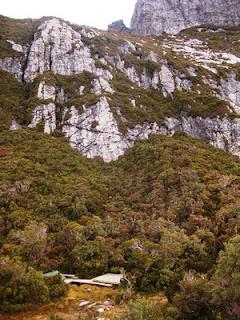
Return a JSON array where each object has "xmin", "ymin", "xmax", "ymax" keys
[
  {"xmin": 159, "ymin": 65, "xmax": 175, "ymax": 97},
  {"xmin": 78, "ymin": 26, "xmax": 102, "ymax": 39},
  {"xmin": 131, "ymin": 0, "xmax": 240, "ymax": 35},
  {"xmin": 6, "ymin": 40, "xmax": 26, "ymax": 54},
  {"xmin": 23, "ymin": 18, "xmax": 113, "ymax": 83},
  {"xmin": 162, "ymin": 37, "xmax": 240, "ymax": 71},
  {"xmin": 24, "ymin": 18, "xmax": 92, "ymax": 82},
  {"xmin": 32, "ymin": 95, "xmax": 240, "ymax": 161},
  {"xmin": 91, "ymin": 78, "xmax": 114, "ymax": 96},
  {"xmin": 106, "ymin": 53, "xmax": 191, "ymax": 94},
  {"xmin": 118, "ymin": 40, "xmax": 136, "ymax": 54}
]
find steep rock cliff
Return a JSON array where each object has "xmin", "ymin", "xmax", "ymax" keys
[
  {"xmin": 1, "ymin": 15, "xmax": 240, "ymax": 161},
  {"xmin": 131, "ymin": 0, "xmax": 240, "ymax": 35}
]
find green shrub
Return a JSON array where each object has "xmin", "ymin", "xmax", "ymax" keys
[
  {"xmin": 174, "ymin": 278, "xmax": 214, "ymax": 320},
  {"xmin": 0, "ymin": 257, "xmax": 49, "ymax": 313},
  {"xmin": 46, "ymin": 274, "xmax": 68, "ymax": 300},
  {"xmin": 0, "ymin": 256, "xmax": 67, "ymax": 313},
  {"xmin": 112, "ymin": 298, "xmax": 177, "ymax": 320}
]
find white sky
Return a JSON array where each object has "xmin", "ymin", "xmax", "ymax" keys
[{"xmin": 0, "ymin": 0, "xmax": 137, "ymax": 30}]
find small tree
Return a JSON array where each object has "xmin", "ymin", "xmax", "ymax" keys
[{"xmin": 174, "ymin": 276, "xmax": 214, "ymax": 320}]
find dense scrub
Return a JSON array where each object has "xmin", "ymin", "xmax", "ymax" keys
[
  {"xmin": 0, "ymin": 70, "xmax": 27, "ymax": 129},
  {"xmin": 0, "ymin": 129, "xmax": 239, "ymax": 317},
  {"xmin": 0, "ymin": 13, "xmax": 240, "ymax": 317}
]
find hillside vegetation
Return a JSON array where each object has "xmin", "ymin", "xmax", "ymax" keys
[
  {"xmin": 0, "ymin": 128, "xmax": 239, "ymax": 319},
  {"xmin": 0, "ymin": 13, "xmax": 240, "ymax": 320}
]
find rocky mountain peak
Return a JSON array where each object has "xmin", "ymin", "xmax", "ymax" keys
[
  {"xmin": 107, "ymin": 20, "xmax": 130, "ymax": 33},
  {"xmin": 131, "ymin": 0, "xmax": 240, "ymax": 35}
]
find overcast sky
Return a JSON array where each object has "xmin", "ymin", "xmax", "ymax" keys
[{"xmin": 0, "ymin": 0, "xmax": 137, "ymax": 30}]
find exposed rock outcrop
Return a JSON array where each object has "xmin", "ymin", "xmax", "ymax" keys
[
  {"xmin": 91, "ymin": 78, "xmax": 115, "ymax": 96},
  {"xmin": 107, "ymin": 20, "xmax": 130, "ymax": 33},
  {"xmin": 24, "ymin": 18, "xmax": 91, "ymax": 82},
  {"xmin": 1, "ymin": 16, "xmax": 240, "ymax": 162},
  {"xmin": 62, "ymin": 97, "xmax": 127, "ymax": 162},
  {"xmin": 162, "ymin": 116, "xmax": 240, "ymax": 157},
  {"xmin": 131, "ymin": 0, "xmax": 240, "ymax": 35},
  {"xmin": 29, "ymin": 98, "xmax": 240, "ymax": 161},
  {"xmin": 21, "ymin": 18, "xmax": 113, "ymax": 83},
  {"xmin": 0, "ymin": 57, "xmax": 23, "ymax": 81},
  {"xmin": 29, "ymin": 103, "xmax": 56, "ymax": 134},
  {"xmin": 220, "ymin": 74, "xmax": 240, "ymax": 114},
  {"xmin": 37, "ymin": 82, "xmax": 56, "ymax": 101},
  {"xmin": 105, "ymin": 53, "xmax": 192, "ymax": 93},
  {"xmin": 203, "ymin": 73, "xmax": 240, "ymax": 114}
]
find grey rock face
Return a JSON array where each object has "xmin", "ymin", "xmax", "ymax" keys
[
  {"xmin": 24, "ymin": 18, "xmax": 92, "ymax": 82},
  {"xmin": 91, "ymin": 78, "xmax": 115, "ymax": 96},
  {"xmin": 37, "ymin": 82, "xmax": 56, "ymax": 101},
  {"xmin": 131, "ymin": 0, "xmax": 240, "ymax": 35},
  {"xmin": 29, "ymin": 95, "xmax": 240, "ymax": 161},
  {"xmin": 62, "ymin": 97, "xmax": 128, "ymax": 162},
  {"xmin": 2, "ymin": 17, "xmax": 240, "ymax": 162},
  {"xmin": 164, "ymin": 116, "xmax": 240, "ymax": 157},
  {"xmin": 107, "ymin": 20, "xmax": 130, "ymax": 33},
  {"xmin": 29, "ymin": 103, "xmax": 56, "ymax": 134},
  {"xmin": 159, "ymin": 65, "xmax": 175, "ymax": 97},
  {"xmin": 0, "ymin": 57, "xmax": 23, "ymax": 81},
  {"xmin": 22, "ymin": 18, "xmax": 113, "ymax": 83},
  {"xmin": 105, "ymin": 53, "xmax": 192, "ymax": 93},
  {"xmin": 220, "ymin": 73, "xmax": 240, "ymax": 114},
  {"xmin": 203, "ymin": 73, "xmax": 240, "ymax": 114}
]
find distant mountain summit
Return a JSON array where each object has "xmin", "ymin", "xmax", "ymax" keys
[
  {"xmin": 107, "ymin": 20, "xmax": 130, "ymax": 33},
  {"xmin": 130, "ymin": 0, "xmax": 240, "ymax": 35}
]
